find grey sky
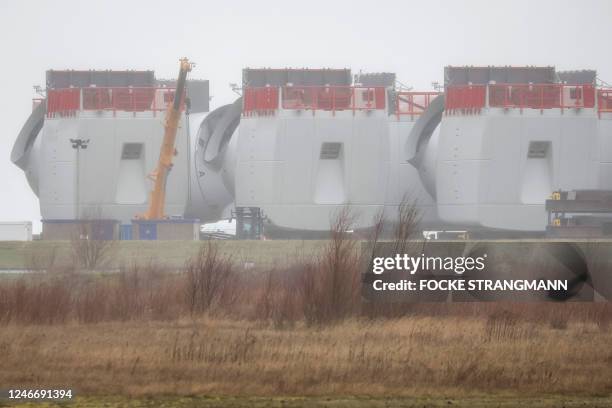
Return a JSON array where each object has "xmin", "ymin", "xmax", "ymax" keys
[{"xmin": 1, "ymin": 0, "xmax": 611, "ymax": 233}]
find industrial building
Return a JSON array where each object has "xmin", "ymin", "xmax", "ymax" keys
[{"xmin": 10, "ymin": 65, "xmax": 612, "ymax": 239}]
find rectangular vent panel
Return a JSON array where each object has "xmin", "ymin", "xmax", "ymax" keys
[
  {"xmin": 121, "ymin": 143, "xmax": 143, "ymax": 160},
  {"xmin": 320, "ymin": 142, "xmax": 342, "ymax": 160},
  {"xmin": 527, "ymin": 141, "xmax": 550, "ymax": 158}
]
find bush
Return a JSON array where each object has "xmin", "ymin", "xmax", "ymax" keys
[{"xmin": 184, "ymin": 241, "xmax": 237, "ymax": 315}]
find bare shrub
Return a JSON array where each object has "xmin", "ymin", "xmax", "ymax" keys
[
  {"xmin": 184, "ymin": 241, "xmax": 236, "ymax": 315},
  {"xmin": 74, "ymin": 283, "xmax": 108, "ymax": 324},
  {"xmin": 363, "ymin": 196, "xmax": 422, "ymax": 319},
  {"xmin": 393, "ymin": 195, "xmax": 421, "ymax": 252},
  {"xmin": 71, "ymin": 259, "xmax": 183, "ymax": 323},
  {"xmin": 300, "ymin": 207, "xmax": 361, "ymax": 325},
  {"xmin": 108, "ymin": 263, "xmax": 146, "ymax": 321},
  {"xmin": 0, "ymin": 279, "xmax": 72, "ymax": 324},
  {"xmin": 254, "ymin": 266, "xmax": 305, "ymax": 328},
  {"xmin": 70, "ymin": 217, "xmax": 117, "ymax": 271},
  {"xmin": 145, "ymin": 263, "xmax": 185, "ymax": 321}
]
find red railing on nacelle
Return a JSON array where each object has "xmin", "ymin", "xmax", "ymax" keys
[
  {"xmin": 395, "ymin": 91, "xmax": 441, "ymax": 119},
  {"xmin": 488, "ymin": 84, "xmax": 595, "ymax": 110},
  {"xmin": 243, "ymin": 87, "xmax": 279, "ymax": 116},
  {"xmin": 46, "ymin": 87, "xmax": 184, "ymax": 118},
  {"xmin": 281, "ymin": 86, "xmax": 386, "ymax": 113},
  {"xmin": 445, "ymin": 83, "xmax": 598, "ymax": 114},
  {"xmin": 46, "ymin": 88, "xmax": 80, "ymax": 118},
  {"xmin": 445, "ymin": 85, "xmax": 486, "ymax": 113},
  {"xmin": 242, "ymin": 86, "xmax": 386, "ymax": 115},
  {"xmin": 598, "ymin": 89, "xmax": 612, "ymax": 116}
]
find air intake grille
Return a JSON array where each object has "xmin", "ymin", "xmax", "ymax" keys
[
  {"xmin": 320, "ymin": 142, "xmax": 342, "ymax": 159},
  {"xmin": 527, "ymin": 141, "xmax": 550, "ymax": 158},
  {"xmin": 121, "ymin": 143, "xmax": 143, "ymax": 160}
]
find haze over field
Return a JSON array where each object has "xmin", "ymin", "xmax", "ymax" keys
[{"xmin": 2, "ymin": 0, "xmax": 612, "ymax": 233}]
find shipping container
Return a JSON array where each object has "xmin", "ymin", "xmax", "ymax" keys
[{"xmin": 0, "ymin": 221, "xmax": 33, "ymax": 241}]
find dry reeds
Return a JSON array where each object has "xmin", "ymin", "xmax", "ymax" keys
[{"xmin": 1, "ymin": 315, "xmax": 611, "ymax": 397}]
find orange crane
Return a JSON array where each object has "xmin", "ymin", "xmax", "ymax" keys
[{"xmin": 138, "ymin": 58, "xmax": 192, "ymax": 220}]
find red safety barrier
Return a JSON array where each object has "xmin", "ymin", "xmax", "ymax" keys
[
  {"xmin": 280, "ymin": 86, "xmax": 385, "ymax": 114},
  {"xmin": 395, "ymin": 91, "xmax": 441, "ymax": 119},
  {"xmin": 584, "ymin": 86, "xmax": 596, "ymax": 108},
  {"xmin": 46, "ymin": 88, "xmax": 80, "ymax": 118},
  {"xmin": 445, "ymin": 85, "xmax": 486, "ymax": 114},
  {"xmin": 598, "ymin": 89, "xmax": 612, "ymax": 117},
  {"xmin": 488, "ymin": 84, "xmax": 595, "ymax": 111},
  {"xmin": 111, "ymin": 88, "xmax": 158, "ymax": 111},
  {"xmin": 82, "ymin": 88, "xmax": 112, "ymax": 110},
  {"xmin": 47, "ymin": 87, "xmax": 183, "ymax": 117},
  {"xmin": 445, "ymin": 84, "xmax": 597, "ymax": 115},
  {"xmin": 243, "ymin": 87, "xmax": 279, "ymax": 116}
]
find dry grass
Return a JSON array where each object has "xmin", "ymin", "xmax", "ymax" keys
[
  {"xmin": 2, "ymin": 208, "xmax": 612, "ymax": 402},
  {"xmin": 2, "ymin": 248, "xmax": 612, "ymax": 400},
  {"xmin": 0, "ymin": 315, "xmax": 611, "ymax": 398}
]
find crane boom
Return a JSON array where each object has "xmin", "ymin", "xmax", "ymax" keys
[{"xmin": 139, "ymin": 58, "xmax": 192, "ymax": 220}]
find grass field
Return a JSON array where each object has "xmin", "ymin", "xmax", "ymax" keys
[
  {"xmin": 1, "ymin": 316, "xmax": 611, "ymax": 405},
  {"xmin": 2, "ymin": 237, "xmax": 612, "ymax": 407},
  {"xmin": 0, "ymin": 240, "xmax": 326, "ymax": 270}
]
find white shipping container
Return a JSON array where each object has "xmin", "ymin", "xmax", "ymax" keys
[{"xmin": 0, "ymin": 222, "xmax": 33, "ymax": 241}]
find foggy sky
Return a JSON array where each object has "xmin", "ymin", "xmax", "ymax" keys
[{"xmin": 1, "ymin": 0, "xmax": 611, "ymax": 233}]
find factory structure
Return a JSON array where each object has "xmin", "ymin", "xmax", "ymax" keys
[{"xmin": 10, "ymin": 65, "xmax": 612, "ymax": 239}]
